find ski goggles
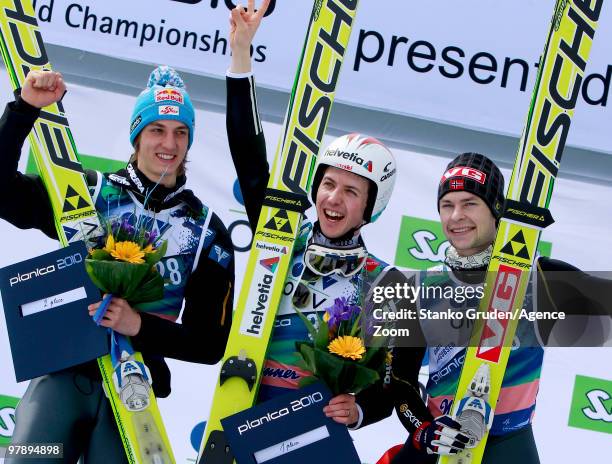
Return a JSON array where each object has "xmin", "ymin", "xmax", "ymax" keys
[{"xmin": 304, "ymin": 243, "xmax": 368, "ymax": 277}]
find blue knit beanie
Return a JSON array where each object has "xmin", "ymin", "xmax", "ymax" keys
[{"xmin": 129, "ymin": 66, "xmax": 195, "ymax": 148}]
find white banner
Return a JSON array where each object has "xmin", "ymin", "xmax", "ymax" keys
[
  {"xmin": 1, "ymin": 69, "xmax": 611, "ymax": 462},
  {"xmin": 25, "ymin": 0, "xmax": 612, "ymax": 155}
]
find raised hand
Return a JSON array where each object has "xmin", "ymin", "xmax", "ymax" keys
[
  {"xmin": 229, "ymin": 0, "xmax": 270, "ymax": 73},
  {"xmin": 21, "ymin": 70, "xmax": 66, "ymax": 108}
]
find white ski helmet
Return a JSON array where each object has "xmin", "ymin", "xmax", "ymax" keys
[{"xmin": 311, "ymin": 133, "xmax": 397, "ymax": 223}]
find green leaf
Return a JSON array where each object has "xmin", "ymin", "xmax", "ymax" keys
[
  {"xmin": 89, "ymin": 249, "xmax": 113, "ymax": 261},
  {"xmin": 84, "ymin": 259, "xmax": 160, "ymax": 303},
  {"xmin": 144, "ymin": 240, "xmax": 167, "ymax": 266},
  {"xmin": 311, "ymin": 347, "xmax": 381, "ymax": 395},
  {"xmin": 298, "ymin": 375, "xmax": 321, "ymax": 390},
  {"xmin": 295, "ymin": 341, "xmax": 316, "ymax": 373},
  {"xmin": 313, "ymin": 313, "xmax": 330, "ymax": 350},
  {"xmin": 349, "ymin": 311, "xmax": 362, "ymax": 337},
  {"xmin": 293, "ymin": 306, "xmax": 318, "ymax": 340}
]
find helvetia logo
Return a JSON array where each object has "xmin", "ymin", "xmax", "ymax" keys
[
  {"xmin": 255, "ymin": 241, "xmax": 288, "ymax": 255},
  {"xmin": 325, "ymin": 149, "xmax": 373, "ymax": 172},
  {"xmin": 259, "ymin": 256, "xmax": 280, "ymax": 273}
]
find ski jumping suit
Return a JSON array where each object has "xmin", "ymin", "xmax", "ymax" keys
[
  {"xmin": 357, "ymin": 257, "xmax": 612, "ymax": 464},
  {"xmin": 226, "ymin": 73, "xmax": 394, "ymax": 405},
  {"xmin": 0, "ymin": 95, "xmax": 234, "ymax": 463}
]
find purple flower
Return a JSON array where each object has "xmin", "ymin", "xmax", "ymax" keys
[{"xmin": 325, "ymin": 297, "xmax": 360, "ymax": 329}]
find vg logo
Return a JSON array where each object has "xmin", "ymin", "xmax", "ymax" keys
[{"xmin": 171, "ymin": 0, "xmax": 276, "ymax": 16}]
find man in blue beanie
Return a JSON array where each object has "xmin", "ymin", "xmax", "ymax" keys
[{"xmin": 0, "ymin": 66, "xmax": 233, "ymax": 463}]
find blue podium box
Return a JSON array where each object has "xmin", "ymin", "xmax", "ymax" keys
[
  {"xmin": 0, "ymin": 242, "xmax": 108, "ymax": 381},
  {"xmin": 222, "ymin": 383, "xmax": 361, "ymax": 464}
]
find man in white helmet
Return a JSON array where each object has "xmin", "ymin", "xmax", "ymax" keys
[{"xmin": 226, "ymin": 1, "xmax": 397, "ymax": 426}]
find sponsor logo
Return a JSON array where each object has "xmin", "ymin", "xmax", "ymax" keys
[
  {"xmin": 255, "ymin": 241, "xmax": 288, "ymax": 255},
  {"xmin": 259, "ymin": 256, "xmax": 280, "ymax": 273},
  {"xmin": 430, "ymin": 352, "xmax": 466, "ymax": 385},
  {"xmin": 108, "ymin": 174, "xmax": 131, "ymax": 186},
  {"xmin": 63, "ymin": 185, "xmax": 90, "ymax": 212},
  {"xmin": 255, "ymin": 231, "xmax": 295, "ymax": 243},
  {"xmin": 277, "ymin": 0, "xmax": 357, "ymax": 201},
  {"xmin": 500, "ymin": 230, "xmax": 530, "ymax": 260},
  {"xmin": 60, "ymin": 210, "xmax": 97, "ymax": 222},
  {"xmin": 519, "ymin": 0, "xmax": 602, "ymax": 207},
  {"xmin": 440, "ymin": 166, "xmax": 486, "ymax": 185},
  {"xmin": 394, "ymin": 216, "xmax": 552, "ymax": 270},
  {"xmin": 127, "ymin": 163, "xmax": 145, "ymax": 193},
  {"xmin": 208, "ymin": 245, "xmax": 231, "ymax": 269},
  {"xmin": 491, "ymin": 254, "xmax": 532, "ymax": 269},
  {"xmin": 324, "ymin": 149, "xmax": 373, "ymax": 172},
  {"xmin": 9, "ymin": 265, "xmax": 56, "ymax": 287},
  {"xmin": 237, "ymin": 391, "xmax": 323, "ymax": 435},
  {"xmin": 262, "ymin": 367, "xmax": 300, "ymax": 380},
  {"xmin": 154, "ymin": 88, "xmax": 184, "ymax": 104},
  {"xmin": 240, "ymin": 250, "xmax": 281, "ymax": 337},
  {"xmin": 130, "ymin": 115, "xmax": 142, "ymax": 134},
  {"xmin": 568, "ymin": 375, "xmax": 612, "ymax": 434},
  {"xmin": 399, "ymin": 403, "xmax": 423, "ymax": 428},
  {"xmin": 0, "ymin": 395, "xmax": 19, "ymax": 445},
  {"xmin": 263, "ymin": 209, "xmax": 293, "ymax": 234},
  {"xmin": 476, "ymin": 265, "xmax": 521, "ymax": 363},
  {"xmin": 159, "ymin": 105, "xmax": 179, "ymax": 115},
  {"xmin": 380, "ymin": 161, "xmax": 396, "ymax": 182}
]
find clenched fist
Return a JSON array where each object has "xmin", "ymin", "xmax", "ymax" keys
[{"xmin": 21, "ymin": 70, "xmax": 66, "ymax": 108}]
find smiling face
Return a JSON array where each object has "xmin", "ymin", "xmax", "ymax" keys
[
  {"xmin": 134, "ymin": 120, "xmax": 189, "ymax": 187},
  {"xmin": 439, "ymin": 191, "xmax": 497, "ymax": 256},
  {"xmin": 315, "ymin": 166, "xmax": 370, "ymax": 239}
]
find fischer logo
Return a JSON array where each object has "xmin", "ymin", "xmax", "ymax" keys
[
  {"xmin": 277, "ymin": 0, "xmax": 357, "ymax": 199},
  {"xmin": 61, "ymin": 210, "xmax": 97, "ymax": 222},
  {"xmin": 159, "ymin": 105, "xmax": 179, "ymax": 115},
  {"xmin": 155, "ymin": 88, "xmax": 184, "ymax": 104},
  {"xmin": 492, "ymin": 255, "xmax": 531, "ymax": 269},
  {"xmin": 255, "ymin": 241, "xmax": 288, "ymax": 255},
  {"xmin": 518, "ymin": 0, "xmax": 602, "ymax": 206},
  {"xmin": 476, "ymin": 265, "xmax": 521, "ymax": 363},
  {"xmin": 440, "ymin": 166, "xmax": 486, "ymax": 185},
  {"xmin": 255, "ymin": 231, "xmax": 295, "ymax": 243},
  {"xmin": 325, "ymin": 149, "xmax": 373, "ymax": 172}
]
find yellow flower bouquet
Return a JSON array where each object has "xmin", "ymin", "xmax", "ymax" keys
[
  {"xmin": 295, "ymin": 297, "xmax": 388, "ymax": 395},
  {"xmin": 85, "ymin": 216, "xmax": 167, "ymax": 305}
]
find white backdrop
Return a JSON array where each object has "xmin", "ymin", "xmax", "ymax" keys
[
  {"xmin": 29, "ymin": 0, "xmax": 612, "ymax": 154},
  {"xmin": 0, "ymin": 67, "xmax": 611, "ymax": 462}
]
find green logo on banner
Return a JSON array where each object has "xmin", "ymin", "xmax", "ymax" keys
[
  {"xmin": 394, "ymin": 215, "xmax": 553, "ymax": 270},
  {"xmin": 568, "ymin": 375, "xmax": 612, "ymax": 434},
  {"xmin": 0, "ymin": 394, "xmax": 20, "ymax": 446}
]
